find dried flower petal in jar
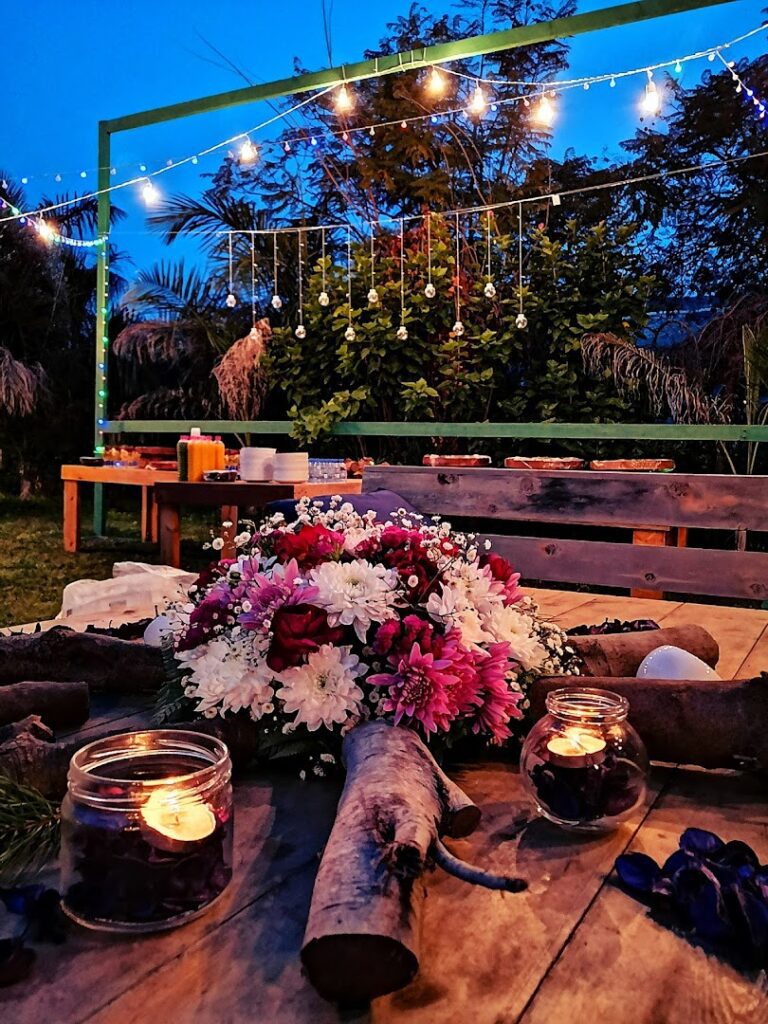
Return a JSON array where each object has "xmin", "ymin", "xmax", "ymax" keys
[
  {"xmin": 60, "ymin": 730, "xmax": 233, "ymax": 932},
  {"xmin": 520, "ymin": 689, "xmax": 648, "ymax": 832}
]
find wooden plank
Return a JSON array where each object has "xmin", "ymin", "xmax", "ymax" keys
[
  {"xmin": 62, "ymin": 479, "xmax": 80, "ymax": 553},
  {"xmin": 67, "ymin": 765, "xmax": 664, "ymax": 1024},
  {"xmin": 519, "ymin": 768, "xmax": 768, "ymax": 1024},
  {"xmin": 61, "ymin": 465, "xmax": 176, "ymax": 486},
  {"xmin": 487, "ymin": 534, "xmax": 768, "ymax": 602},
  {"xmin": 525, "ymin": 588, "xmax": 599, "ymax": 619},
  {"xmin": 733, "ymin": 624, "xmax": 768, "ymax": 679},
  {"xmin": 363, "ymin": 467, "xmax": 768, "ymax": 531},
  {"xmin": 152, "ymin": 479, "xmax": 362, "ymax": 507},
  {"xmin": 1, "ymin": 774, "xmax": 343, "ymax": 1024},
  {"xmin": 631, "ymin": 527, "xmax": 670, "ymax": 600},
  {"xmin": 659, "ymin": 603, "xmax": 768, "ymax": 679}
]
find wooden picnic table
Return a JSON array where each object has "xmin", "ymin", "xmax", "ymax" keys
[
  {"xmin": 61, "ymin": 465, "xmax": 177, "ymax": 552},
  {"xmin": 152, "ymin": 479, "xmax": 363, "ymax": 568},
  {"xmin": 3, "ymin": 589, "xmax": 767, "ymax": 1023}
]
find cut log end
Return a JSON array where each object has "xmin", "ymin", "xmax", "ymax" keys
[{"xmin": 301, "ymin": 935, "xmax": 418, "ymax": 1003}]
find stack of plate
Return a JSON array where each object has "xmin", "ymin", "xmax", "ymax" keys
[
  {"xmin": 239, "ymin": 447, "xmax": 276, "ymax": 481},
  {"xmin": 273, "ymin": 452, "xmax": 309, "ymax": 483}
]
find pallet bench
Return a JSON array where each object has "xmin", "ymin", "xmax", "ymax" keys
[{"xmin": 362, "ymin": 466, "xmax": 768, "ymax": 602}]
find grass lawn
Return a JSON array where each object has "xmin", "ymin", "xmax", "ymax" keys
[{"xmin": 0, "ymin": 492, "xmax": 213, "ymax": 628}]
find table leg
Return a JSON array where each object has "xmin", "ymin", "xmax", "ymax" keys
[
  {"xmin": 63, "ymin": 480, "xmax": 81, "ymax": 553},
  {"xmin": 159, "ymin": 503, "xmax": 181, "ymax": 568},
  {"xmin": 220, "ymin": 505, "xmax": 238, "ymax": 560},
  {"xmin": 92, "ymin": 482, "xmax": 105, "ymax": 537},
  {"xmin": 150, "ymin": 493, "xmax": 159, "ymax": 544},
  {"xmin": 631, "ymin": 527, "xmax": 671, "ymax": 600},
  {"xmin": 140, "ymin": 486, "xmax": 151, "ymax": 542}
]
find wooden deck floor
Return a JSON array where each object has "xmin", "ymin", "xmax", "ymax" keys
[{"xmin": 2, "ymin": 589, "xmax": 767, "ymax": 1024}]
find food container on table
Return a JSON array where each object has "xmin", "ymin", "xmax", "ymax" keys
[
  {"xmin": 504, "ymin": 457, "xmax": 584, "ymax": 470},
  {"xmin": 273, "ymin": 452, "xmax": 309, "ymax": 483},
  {"xmin": 203, "ymin": 469, "xmax": 238, "ymax": 482},
  {"xmin": 589, "ymin": 459, "xmax": 675, "ymax": 472},
  {"xmin": 239, "ymin": 447, "xmax": 277, "ymax": 481},
  {"xmin": 520, "ymin": 688, "xmax": 648, "ymax": 832},
  {"xmin": 422, "ymin": 454, "xmax": 492, "ymax": 467},
  {"xmin": 60, "ymin": 730, "xmax": 233, "ymax": 933}
]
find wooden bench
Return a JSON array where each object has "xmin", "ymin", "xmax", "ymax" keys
[{"xmin": 363, "ymin": 466, "xmax": 768, "ymax": 602}]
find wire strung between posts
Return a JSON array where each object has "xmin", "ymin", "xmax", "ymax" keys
[
  {"xmin": 250, "ymin": 231, "xmax": 257, "ymax": 329},
  {"xmin": 518, "ymin": 203, "xmax": 524, "ymax": 315}
]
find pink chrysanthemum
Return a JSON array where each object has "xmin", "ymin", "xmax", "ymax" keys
[
  {"xmin": 469, "ymin": 641, "xmax": 523, "ymax": 743},
  {"xmin": 369, "ymin": 642, "xmax": 455, "ymax": 734},
  {"xmin": 238, "ymin": 558, "xmax": 318, "ymax": 633}
]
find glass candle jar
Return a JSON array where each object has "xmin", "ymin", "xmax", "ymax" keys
[
  {"xmin": 60, "ymin": 730, "xmax": 233, "ymax": 933},
  {"xmin": 520, "ymin": 689, "xmax": 648, "ymax": 832}
]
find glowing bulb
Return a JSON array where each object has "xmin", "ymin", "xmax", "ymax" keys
[
  {"xmin": 335, "ymin": 84, "xmax": 355, "ymax": 114},
  {"xmin": 640, "ymin": 81, "xmax": 661, "ymax": 117},
  {"xmin": 531, "ymin": 95, "xmax": 556, "ymax": 127},
  {"xmin": 674, "ymin": 60, "xmax": 682, "ymax": 74},
  {"xmin": 283, "ymin": 141, "xmax": 291, "ymax": 153},
  {"xmin": 609, "ymin": 77, "xmax": 616, "ymax": 88},
  {"xmin": 37, "ymin": 221, "xmax": 56, "ymax": 243},
  {"xmin": 708, "ymin": 51, "xmax": 716, "ymax": 62},
  {"xmin": 468, "ymin": 81, "xmax": 487, "ymax": 116},
  {"xmin": 239, "ymin": 138, "xmax": 258, "ymax": 163},
  {"xmin": 426, "ymin": 66, "xmax": 447, "ymax": 98},
  {"xmin": 141, "ymin": 180, "xmax": 158, "ymax": 205}
]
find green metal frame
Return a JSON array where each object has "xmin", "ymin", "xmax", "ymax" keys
[{"xmin": 92, "ymin": 0, "xmax": 763, "ymax": 532}]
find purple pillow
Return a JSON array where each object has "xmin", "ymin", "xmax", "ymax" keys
[{"xmin": 264, "ymin": 488, "xmax": 420, "ymax": 523}]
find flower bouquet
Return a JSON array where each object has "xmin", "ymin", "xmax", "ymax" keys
[{"xmin": 162, "ymin": 498, "xmax": 578, "ymax": 761}]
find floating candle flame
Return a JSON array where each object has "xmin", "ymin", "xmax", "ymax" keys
[
  {"xmin": 140, "ymin": 788, "xmax": 216, "ymax": 851},
  {"xmin": 546, "ymin": 729, "xmax": 606, "ymax": 768}
]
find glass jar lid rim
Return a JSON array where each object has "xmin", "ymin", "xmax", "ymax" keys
[
  {"xmin": 69, "ymin": 729, "xmax": 230, "ymax": 788},
  {"xmin": 545, "ymin": 687, "xmax": 629, "ymax": 722}
]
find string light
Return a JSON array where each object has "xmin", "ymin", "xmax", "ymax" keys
[
  {"xmin": 36, "ymin": 220, "xmax": 56, "ymax": 243},
  {"xmin": 239, "ymin": 138, "xmax": 258, "ymax": 163},
  {"xmin": 716, "ymin": 52, "xmax": 767, "ymax": 121},
  {"xmin": 335, "ymin": 83, "xmax": 355, "ymax": 114},
  {"xmin": 640, "ymin": 71, "xmax": 662, "ymax": 118},
  {"xmin": 467, "ymin": 81, "xmax": 488, "ymax": 117},
  {"xmin": 141, "ymin": 179, "xmax": 158, "ymax": 205},
  {"xmin": 396, "ymin": 218, "xmax": 408, "ymax": 341},
  {"xmin": 425, "ymin": 66, "xmax": 447, "ymax": 98},
  {"xmin": 531, "ymin": 94, "xmax": 556, "ymax": 127}
]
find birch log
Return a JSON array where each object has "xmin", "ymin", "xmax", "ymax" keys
[
  {"xmin": 301, "ymin": 721, "xmax": 484, "ymax": 1003},
  {"xmin": 569, "ymin": 624, "xmax": 718, "ymax": 677}
]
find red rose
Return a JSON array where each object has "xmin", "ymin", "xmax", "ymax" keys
[
  {"xmin": 272, "ymin": 524, "xmax": 344, "ymax": 569},
  {"xmin": 481, "ymin": 552, "xmax": 516, "ymax": 583},
  {"xmin": 266, "ymin": 604, "xmax": 345, "ymax": 672}
]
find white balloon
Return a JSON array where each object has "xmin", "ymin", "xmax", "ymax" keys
[
  {"xmin": 636, "ymin": 645, "xmax": 720, "ymax": 680},
  {"xmin": 144, "ymin": 614, "xmax": 172, "ymax": 648}
]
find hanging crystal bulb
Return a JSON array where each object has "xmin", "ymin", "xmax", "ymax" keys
[
  {"xmin": 484, "ymin": 282, "xmax": 497, "ymax": 299},
  {"xmin": 367, "ymin": 288, "xmax": 379, "ymax": 304},
  {"xmin": 248, "ymin": 325, "xmax": 260, "ymax": 340},
  {"xmin": 424, "ymin": 282, "xmax": 436, "ymax": 299},
  {"xmin": 318, "ymin": 291, "xmax": 330, "ymax": 307},
  {"xmin": 225, "ymin": 294, "xmax": 237, "ymax": 308},
  {"xmin": 515, "ymin": 312, "xmax": 528, "ymax": 329},
  {"xmin": 452, "ymin": 320, "xmax": 465, "ymax": 336},
  {"xmin": 271, "ymin": 295, "xmax": 283, "ymax": 310},
  {"xmin": 295, "ymin": 325, "xmax": 307, "ymax": 340},
  {"xmin": 344, "ymin": 326, "xmax": 356, "ymax": 342},
  {"xmin": 396, "ymin": 325, "xmax": 408, "ymax": 341}
]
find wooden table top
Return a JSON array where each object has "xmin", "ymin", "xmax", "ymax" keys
[
  {"xmin": 152, "ymin": 478, "xmax": 363, "ymax": 505},
  {"xmin": 61, "ymin": 465, "xmax": 177, "ymax": 485},
  {"xmin": 3, "ymin": 590, "xmax": 767, "ymax": 1023}
]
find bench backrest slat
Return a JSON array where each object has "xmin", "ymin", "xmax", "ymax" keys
[{"xmin": 363, "ymin": 466, "xmax": 768, "ymax": 531}]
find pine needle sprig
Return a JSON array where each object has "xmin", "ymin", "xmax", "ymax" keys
[{"xmin": 0, "ymin": 775, "xmax": 60, "ymax": 885}]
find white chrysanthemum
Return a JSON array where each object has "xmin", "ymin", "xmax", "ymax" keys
[
  {"xmin": 481, "ymin": 604, "xmax": 547, "ymax": 671},
  {"xmin": 309, "ymin": 560, "xmax": 399, "ymax": 642},
  {"xmin": 276, "ymin": 644, "xmax": 366, "ymax": 731},
  {"xmin": 178, "ymin": 636, "xmax": 275, "ymax": 719},
  {"xmin": 440, "ymin": 561, "xmax": 503, "ymax": 616}
]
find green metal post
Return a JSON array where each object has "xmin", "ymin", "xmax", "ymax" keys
[{"xmin": 93, "ymin": 121, "xmax": 111, "ymax": 537}]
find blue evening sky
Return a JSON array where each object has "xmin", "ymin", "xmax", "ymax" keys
[{"xmin": 2, "ymin": 0, "xmax": 764, "ymax": 280}]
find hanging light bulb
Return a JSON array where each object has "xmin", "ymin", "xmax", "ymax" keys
[
  {"xmin": 37, "ymin": 221, "xmax": 56, "ymax": 243},
  {"xmin": 674, "ymin": 60, "xmax": 683, "ymax": 74},
  {"xmin": 335, "ymin": 83, "xmax": 355, "ymax": 115},
  {"xmin": 531, "ymin": 94, "xmax": 556, "ymax": 127},
  {"xmin": 141, "ymin": 179, "xmax": 158, "ymax": 205},
  {"xmin": 239, "ymin": 138, "xmax": 258, "ymax": 163},
  {"xmin": 467, "ymin": 81, "xmax": 488, "ymax": 117},
  {"xmin": 426, "ymin": 66, "xmax": 447, "ymax": 98},
  {"xmin": 640, "ymin": 73, "xmax": 662, "ymax": 118}
]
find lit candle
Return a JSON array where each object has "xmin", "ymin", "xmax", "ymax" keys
[
  {"xmin": 140, "ymin": 788, "xmax": 216, "ymax": 853},
  {"xmin": 546, "ymin": 728, "xmax": 606, "ymax": 769}
]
